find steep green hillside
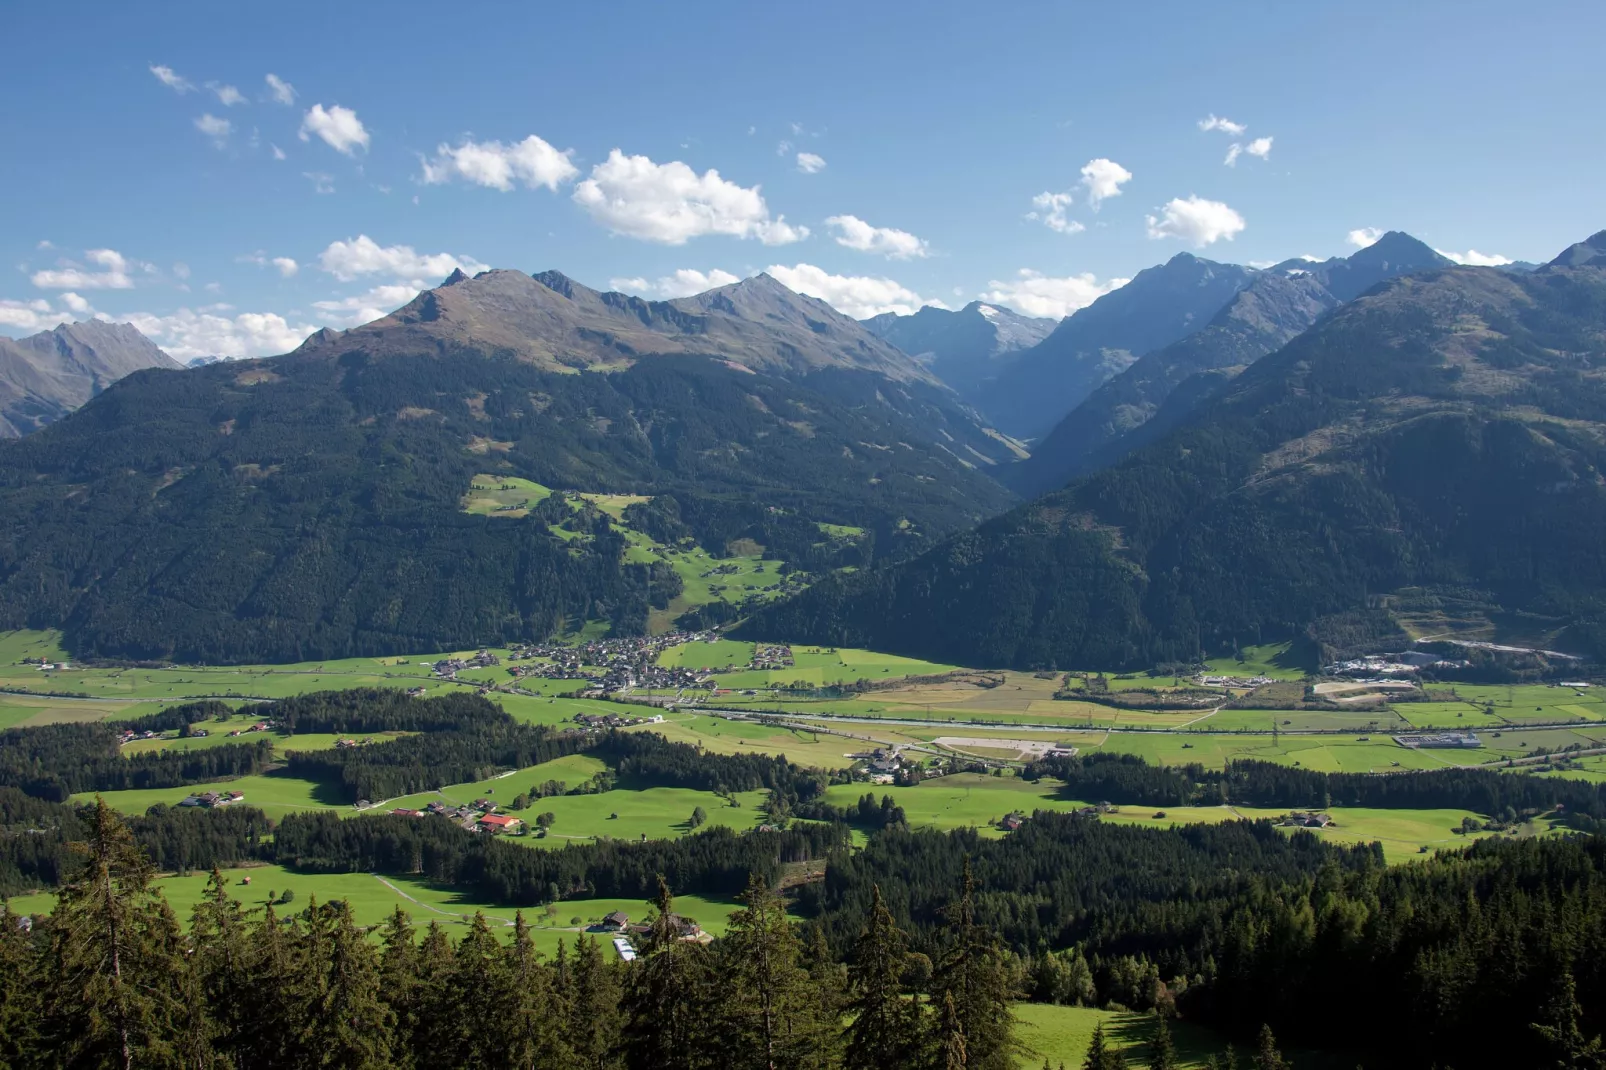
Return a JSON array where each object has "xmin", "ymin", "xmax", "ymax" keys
[
  {"xmin": 744, "ymin": 233, "xmax": 1606, "ymax": 669},
  {"xmin": 0, "ymin": 273, "xmax": 1014, "ymax": 663}
]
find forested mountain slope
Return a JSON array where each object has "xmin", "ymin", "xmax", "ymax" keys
[
  {"xmin": 972, "ymin": 253, "xmax": 1256, "ymax": 439},
  {"xmin": 743, "ymin": 231, "xmax": 1606, "ymax": 669},
  {"xmin": 1010, "ymin": 232, "xmax": 1453, "ymax": 494},
  {"xmin": 0, "ymin": 271, "xmax": 1014, "ymax": 663},
  {"xmin": 0, "ymin": 320, "xmax": 180, "ymax": 437}
]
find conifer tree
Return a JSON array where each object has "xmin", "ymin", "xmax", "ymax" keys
[
  {"xmin": 377, "ymin": 907, "xmax": 422, "ymax": 1070},
  {"xmin": 842, "ymin": 884, "xmax": 921, "ymax": 1070},
  {"xmin": 566, "ymin": 934, "xmax": 624, "ymax": 1070},
  {"xmin": 190, "ymin": 867, "xmax": 253, "ymax": 1064},
  {"xmin": 0, "ymin": 904, "xmax": 44, "ymax": 1066},
  {"xmin": 506, "ymin": 911, "xmax": 563, "ymax": 1069},
  {"xmin": 940, "ymin": 990, "xmax": 968, "ymax": 1070},
  {"xmin": 1082, "ymin": 1023, "xmax": 1127, "ymax": 1070},
  {"xmin": 48, "ymin": 799, "xmax": 189, "ymax": 1070},
  {"xmin": 451, "ymin": 911, "xmax": 512, "ymax": 1067},
  {"xmin": 931, "ymin": 859, "xmax": 1019, "ymax": 1070},
  {"xmin": 1531, "ymin": 969, "xmax": 1606, "ymax": 1070},
  {"xmin": 299, "ymin": 897, "xmax": 394, "ymax": 1069},
  {"xmin": 411, "ymin": 920, "xmax": 459, "ymax": 1063},
  {"xmin": 718, "ymin": 873, "xmax": 831, "ymax": 1070},
  {"xmin": 622, "ymin": 876, "xmax": 715, "ymax": 1070},
  {"xmin": 1148, "ymin": 1015, "xmax": 1178, "ymax": 1070},
  {"xmin": 1252, "ymin": 1025, "xmax": 1287, "ymax": 1070}
]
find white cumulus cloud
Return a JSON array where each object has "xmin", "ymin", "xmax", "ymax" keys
[
  {"xmin": 763, "ymin": 263, "xmax": 930, "ymax": 319},
  {"xmin": 264, "ymin": 73, "xmax": 296, "ymax": 105},
  {"xmin": 1026, "ymin": 191, "xmax": 1084, "ymax": 235},
  {"xmin": 978, "ymin": 269, "xmax": 1128, "ymax": 320},
  {"xmin": 1437, "ymin": 248, "xmax": 1513, "ymax": 266},
  {"xmin": 311, "ymin": 283, "xmax": 425, "ymax": 327},
  {"xmin": 299, "ymin": 104, "xmax": 369, "ymax": 155},
  {"xmin": 316, "ymin": 235, "xmax": 488, "ymax": 282},
  {"xmin": 1146, "ymin": 196, "xmax": 1246, "ymax": 246},
  {"xmin": 0, "ymin": 298, "xmax": 78, "ymax": 332},
  {"xmin": 420, "ymin": 135, "xmax": 578, "ymax": 192},
  {"xmin": 149, "ymin": 65, "xmax": 194, "ymax": 93},
  {"xmin": 127, "ymin": 308, "xmax": 319, "ymax": 360},
  {"xmin": 572, "ymin": 150, "xmax": 807, "ymax": 245},
  {"xmin": 824, "ymin": 215, "xmax": 928, "ymax": 259},
  {"xmin": 1347, "ymin": 227, "xmax": 1384, "ymax": 248},
  {"xmin": 609, "ymin": 269, "xmax": 741, "ymax": 299},
  {"xmin": 271, "ymin": 257, "xmax": 298, "ymax": 277},
  {"xmin": 796, "ymin": 151, "xmax": 827, "ymax": 174},
  {"xmin": 1198, "ymin": 114, "xmax": 1247, "ymax": 136},
  {"xmin": 31, "ymin": 248, "xmax": 136, "ymax": 290},
  {"xmin": 195, "ymin": 113, "xmax": 232, "ymax": 146},
  {"xmin": 1246, "ymin": 136, "xmax": 1273, "ymax": 159},
  {"xmin": 1080, "ymin": 158, "xmax": 1132, "ymax": 209},
  {"xmin": 209, "ymin": 83, "xmax": 246, "ymax": 107}
]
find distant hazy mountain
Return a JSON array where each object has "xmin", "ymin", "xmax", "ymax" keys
[
  {"xmin": 861, "ymin": 301, "xmax": 1056, "ymax": 398},
  {"xmin": 300, "ymin": 268, "xmax": 940, "ymax": 385},
  {"xmin": 972, "ymin": 253, "xmax": 1258, "ymax": 439},
  {"xmin": 0, "ymin": 320, "xmax": 180, "ymax": 437},
  {"xmin": 1009, "ymin": 232, "xmax": 1454, "ymax": 494},
  {"xmin": 0, "ymin": 268, "xmax": 1016, "ymax": 662},
  {"xmin": 744, "ymin": 229, "xmax": 1606, "ymax": 669},
  {"xmin": 186, "ymin": 355, "xmax": 227, "ymax": 368}
]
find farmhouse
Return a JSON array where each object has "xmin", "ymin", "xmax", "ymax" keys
[
  {"xmin": 178, "ymin": 790, "xmax": 245, "ymax": 808},
  {"xmin": 600, "ymin": 911, "xmax": 629, "ymax": 932},
  {"xmin": 478, "ymin": 813, "xmax": 523, "ymax": 834},
  {"xmin": 1001, "ymin": 812, "xmax": 1025, "ymax": 831}
]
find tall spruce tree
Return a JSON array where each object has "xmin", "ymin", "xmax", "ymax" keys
[
  {"xmin": 47, "ymin": 799, "xmax": 189, "ymax": 1070},
  {"xmin": 1082, "ymin": 1023, "xmax": 1127, "ymax": 1070},
  {"xmin": 377, "ymin": 907, "xmax": 423, "ymax": 1070},
  {"xmin": 565, "ymin": 934, "xmax": 624, "ymax": 1070},
  {"xmin": 718, "ymin": 873, "xmax": 832, "ymax": 1070},
  {"xmin": 1252, "ymin": 1025, "xmax": 1287, "ymax": 1070},
  {"xmin": 931, "ymin": 859, "xmax": 1019, "ymax": 1070},
  {"xmin": 621, "ymin": 876, "xmax": 716, "ymax": 1070},
  {"xmin": 0, "ymin": 904, "xmax": 45, "ymax": 1066},
  {"xmin": 1148, "ymin": 1015, "xmax": 1178, "ymax": 1070},
  {"xmin": 842, "ymin": 884, "xmax": 921, "ymax": 1070}
]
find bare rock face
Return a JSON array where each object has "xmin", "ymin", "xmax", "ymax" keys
[{"xmin": 0, "ymin": 320, "xmax": 181, "ymax": 436}]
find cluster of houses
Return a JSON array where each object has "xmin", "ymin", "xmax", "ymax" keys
[
  {"xmin": 117, "ymin": 728, "xmax": 163, "ymax": 745},
  {"xmin": 751, "ymin": 644, "xmax": 794, "ymax": 671},
  {"xmin": 573, "ymin": 711, "xmax": 664, "ymax": 730},
  {"xmin": 225, "ymin": 721, "xmax": 275, "ymax": 737},
  {"xmin": 504, "ymin": 632, "xmax": 722, "ymax": 694},
  {"xmin": 1395, "ymin": 733, "xmax": 1482, "ymax": 749},
  {"xmin": 387, "ymin": 798, "xmax": 524, "ymax": 834},
  {"xmin": 593, "ymin": 909, "xmax": 705, "ymax": 946},
  {"xmin": 178, "ymin": 790, "xmax": 246, "ymax": 808},
  {"xmin": 1281, "ymin": 811, "xmax": 1335, "ymax": 828},
  {"xmin": 1197, "ymin": 673, "xmax": 1273, "ymax": 688},
  {"xmin": 431, "ymin": 650, "xmax": 501, "ymax": 679},
  {"xmin": 1326, "ymin": 651, "xmax": 1471, "ymax": 677},
  {"xmin": 333, "ymin": 737, "xmax": 377, "ymax": 749}
]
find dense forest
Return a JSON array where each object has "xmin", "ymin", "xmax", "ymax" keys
[
  {"xmin": 744, "ymin": 243, "xmax": 1606, "ymax": 669},
  {"xmin": 0, "ymin": 341, "xmax": 1012, "ymax": 663},
  {"xmin": 5, "ymin": 801, "xmax": 1191, "ymax": 1070}
]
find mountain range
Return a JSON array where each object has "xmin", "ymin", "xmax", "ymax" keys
[
  {"xmin": 1008, "ymin": 231, "xmax": 1454, "ymax": 494},
  {"xmin": 743, "ymin": 229, "xmax": 1606, "ymax": 669},
  {"xmin": 0, "ymin": 269, "xmax": 1016, "ymax": 662},
  {"xmin": 969, "ymin": 253, "xmax": 1259, "ymax": 439},
  {"xmin": 0, "ymin": 320, "xmax": 180, "ymax": 437},
  {"xmin": 860, "ymin": 301, "xmax": 1056, "ymax": 397}
]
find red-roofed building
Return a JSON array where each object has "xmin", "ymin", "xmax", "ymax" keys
[{"xmin": 478, "ymin": 813, "xmax": 523, "ymax": 834}]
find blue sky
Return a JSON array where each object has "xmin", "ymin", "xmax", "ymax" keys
[{"xmin": 2, "ymin": 0, "xmax": 1602, "ymax": 358}]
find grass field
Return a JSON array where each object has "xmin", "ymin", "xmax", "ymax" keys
[{"xmin": 2, "ymin": 862, "xmax": 742, "ymax": 959}]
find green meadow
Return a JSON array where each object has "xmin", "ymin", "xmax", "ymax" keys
[{"xmin": 2, "ymin": 863, "xmax": 741, "ymax": 959}]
